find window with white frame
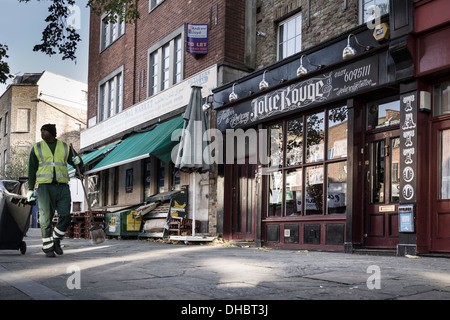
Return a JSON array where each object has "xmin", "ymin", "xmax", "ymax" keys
[
  {"xmin": 277, "ymin": 13, "xmax": 302, "ymax": 60},
  {"xmin": 98, "ymin": 66, "xmax": 124, "ymax": 122},
  {"xmin": 149, "ymin": 51, "xmax": 159, "ymax": 96},
  {"xmin": 162, "ymin": 43, "xmax": 171, "ymax": 91},
  {"xmin": 149, "ymin": 0, "xmax": 164, "ymax": 11},
  {"xmin": 100, "ymin": 13, "xmax": 125, "ymax": 51},
  {"xmin": 148, "ymin": 34, "xmax": 183, "ymax": 97},
  {"xmin": 360, "ymin": 0, "xmax": 389, "ymax": 24},
  {"xmin": 174, "ymin": 35, "xmax": 182, "ymax": 84}
]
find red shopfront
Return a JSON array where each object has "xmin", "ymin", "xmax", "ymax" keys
[
  {"xmin": 213, "ymin": 1, "xmax": 450, "ymax": 254},
  {"xmin": 214, "ymin": 37, "xmax": 411, "ymax": 252},
  {"xmin": 414, "ymin": 0, "xmax": 450, "ymax": 254}
]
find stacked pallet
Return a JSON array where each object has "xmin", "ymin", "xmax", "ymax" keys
[
  {"xmin": 52, "ymin": 211, "xmax": 106, "ymax": 239},
  {"xmin": 168, "ymin": 216, "xmax": 200, "ymax": 236}
]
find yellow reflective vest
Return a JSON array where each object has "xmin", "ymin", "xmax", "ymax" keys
[{"xmin": 33, "ymin": 140, "xmax": 70, "ymax": 184}]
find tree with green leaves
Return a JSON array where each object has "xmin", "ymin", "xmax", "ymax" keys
[
  {"xmin": 0, "ymin": 0, "xmax": 140, "ymax": 84},
  {"xmin": 1, "ymin": 147, "xmax": 29, "ymax": 180},
  {"xmin": 0, "ymin": 44, "xmax": 10, "ymax": 84}
]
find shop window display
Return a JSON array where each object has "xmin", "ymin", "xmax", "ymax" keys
[{"xmin": 266, "ymin": 106, "xmax": 348, "ymax": 217}]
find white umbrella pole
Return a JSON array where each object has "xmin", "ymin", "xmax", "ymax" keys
[{"xmin": 192, "ymin": 172, "xmax": 196, "ymax": 236}]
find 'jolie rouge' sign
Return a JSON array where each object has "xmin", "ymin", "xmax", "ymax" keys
[{"xmin": 217, "ymin": 55, "xmax": 378, "ymax": 131}]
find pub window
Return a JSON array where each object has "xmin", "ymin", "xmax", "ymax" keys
[
  {"xmin": 266, "ymin": 105, "xmax": 348, "ymax": 217},
  {"xmin": 360, "ymin": 0, "xmax": 389, "ymax": 24},
  {"xmin": 367, "ymin": 98, "xmax": 400, "ymax": 131},
  {"xmin": 277, "ymin": 13, "xmax": 302, "ymax": 60},
  {"xmin": 433, "ymin": 81, "xmax": 450, "ymax": 117},
  {"xmin": 440, "ymin": 129, "xmax": 450, "ymax": 199},
  {"xmin": 390, "ymin": 138, "xmax": 400, "ymax": 202},
  {"xmin": 126, "ymin": 169, "xmax": 133, "ymax": 193}
]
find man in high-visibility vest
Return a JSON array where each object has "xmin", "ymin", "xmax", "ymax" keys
[{"xmin": 27, "ymin": 124, "xmax": 83, "ymax": 258}]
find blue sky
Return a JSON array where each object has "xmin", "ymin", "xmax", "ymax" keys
[{"xmin": 0, "ymin": 0, "xmax": 90, "ymax": 95}]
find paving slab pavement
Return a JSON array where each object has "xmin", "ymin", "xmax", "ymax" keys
[{"xmin": 0, "ymin": 228, "xmax": 449, "ymax": 308}]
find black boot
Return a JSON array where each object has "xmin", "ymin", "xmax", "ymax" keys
[
  {"xmin": 45, "ymin": 251, "xmax": 56, "ymax": 258},
  {"xmin": 54, "ymin": 241, "xmax": 63, "ymax": 255}
]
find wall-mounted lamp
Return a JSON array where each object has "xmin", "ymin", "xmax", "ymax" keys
[
  {"xmin": 202, "ymin": 94, "xmax": 224, "ymax": 111},
  {"xmin": 343, "ymin": 34, "xmax": 373, "ymax": 60},
  {"xmin": 259, "ymin": 70, "xmax": 269, "ymax": 91},
  {"xmin": 202, "ymin": 95, "xmax": 214, "ymax": 112},
  {"xmin": 419, "ymin": 91, "xmax": 431, "ymax": 113},
  {"xmin": 229, "ymin": 83, "xmax": 239, "ymax": 103},
  {"xmin": 257, "ymin": 31, "xmax": 267, "ymax": 37},
  {"xmin": 297, "ymin": 55, "xmax": 324, "ymax": 77},
  {"xmin": 297, "ymin": 56, "xmax": 308, "ymax": 77}
]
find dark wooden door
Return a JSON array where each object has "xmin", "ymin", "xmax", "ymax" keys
[
  {"xmin": 231, "ymin": 159, "xmax": 257, "ymax": 240},
  {"xmin": 431, "ymin": 120, "xmax": 450, "ymax": 252},
  {"xmin": 364, "ymin": 130, "xmax": 400, "ymax": 248}
]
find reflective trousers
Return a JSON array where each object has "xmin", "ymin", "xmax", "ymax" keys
[{"xmin": 37, "ymin": 183, "xmax": 71, "ymax": 252}]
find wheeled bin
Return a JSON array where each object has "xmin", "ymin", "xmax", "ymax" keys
[
  {"xmin": 105, "ymin": 205, "xmax": 142, "ymax": 239},
  {"xmin": 0, "ymin": 180, "xmax": 34, "ymax": 254}
]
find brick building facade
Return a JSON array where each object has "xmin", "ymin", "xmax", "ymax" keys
[
  {"xmin": 83, "ymin": 0, "xmax": 257, "ymax": 236},
  {"xmin": 86, "ymin": 0, "xmax": 251, "ymax": 124},
  {"xmin": 255, "ymin": 0, "xmax": 360, "ymax": 68}
]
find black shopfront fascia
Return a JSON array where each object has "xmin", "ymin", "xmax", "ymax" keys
[{"xmin": 212, "ymin": 3, "xmax": 416, "ymax": 251}]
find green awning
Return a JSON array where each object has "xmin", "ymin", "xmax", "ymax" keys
[
  {"xmin": 68, "ymin": 142, "xmax": 120, "ymax": 177},
  {"xmin": 86, "ymin": 116, "xmax": 184, "ymax": 174}
]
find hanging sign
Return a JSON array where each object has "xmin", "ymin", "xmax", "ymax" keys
[
  {"xmin": 399, "ymin": 91, "xmax": 418, "ymax": 203},
  {"xmin": 186, "ymin": 23, "xmax": 208, "ymax": 54}
]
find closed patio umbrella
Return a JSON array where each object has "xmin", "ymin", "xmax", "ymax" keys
[{"xmin": 174, "ymin": 86, "xmax": 213, "ymax": 236}]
